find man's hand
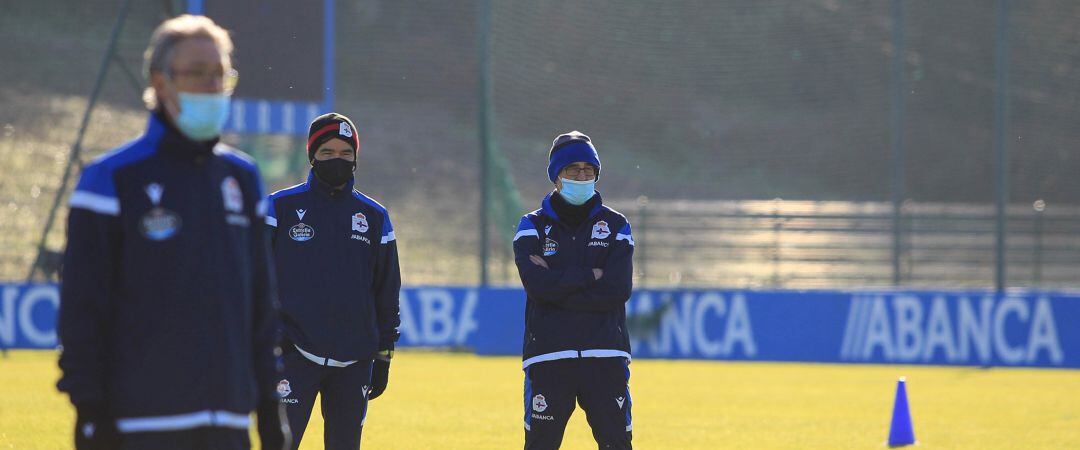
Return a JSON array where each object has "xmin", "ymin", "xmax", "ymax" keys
[
  {"xmin": 529, "ymin": 255, "xmax": 549, "ymax": 269},
  {"xmin": 74, "ymin": 402, "xmax": 119, "ymax": 450},
  {"xmin": 592, "ymin": 268, "xmax": 604, "ymax": 280},
  {"xmin": 369, "ymin": 350, "xmax": 393, "ymax": 400}
]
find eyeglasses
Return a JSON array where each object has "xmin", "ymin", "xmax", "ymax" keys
[
  {"xmin": 562, "ymin": 166, "xmax": 597, "ymax": 177},
  {"xmin": 167, "ymin": 67, "xmax": 239, "ymax": 93}
]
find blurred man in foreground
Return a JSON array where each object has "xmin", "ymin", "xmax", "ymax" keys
[{"xmin": 57, "ymin": 14, "xmax": 289, "ymax": 450}]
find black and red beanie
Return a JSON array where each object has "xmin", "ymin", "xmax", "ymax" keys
[{"xmin": 307, "ymin": 112, "xmax": 360, "ymax": 162}]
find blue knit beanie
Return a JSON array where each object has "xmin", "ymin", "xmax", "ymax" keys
[{"xmin": 547, "ymin": 131, "xmax": 601, "ymax": 183}]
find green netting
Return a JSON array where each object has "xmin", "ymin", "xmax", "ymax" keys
[{"xmin": 3, "ymin": 0, "xmax": 1079, "ymax": 288}]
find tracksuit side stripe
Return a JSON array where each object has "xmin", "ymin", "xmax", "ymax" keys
[
  {"xmin": 362, "ymin": 363, "xmax": 372, "ymax": 426},
  {"xmin": 624, "ymin": 362, "xmax": 633, "ymax": 432},
  {"xmin": 523, "ymin": 367, "xmax": 532, "ymax": 431}
]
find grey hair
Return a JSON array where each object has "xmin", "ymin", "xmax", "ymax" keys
[{"xmin": 142, "ymin": 15, "xmax": 233, "ymax": 109}]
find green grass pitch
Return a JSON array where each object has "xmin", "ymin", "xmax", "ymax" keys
[{"xmin": 1, "ymin": 350, "xmax": 1078, "ymax": 449}]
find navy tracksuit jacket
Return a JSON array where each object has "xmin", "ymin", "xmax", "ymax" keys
[
  {"xmin": 57, "ymin": 112, "xmax": 281, "ymax": 435},
  {"xmin": 266, "ymin": 171, "xmax": 400, "ymax": 449},
  {"xmin": 514, "ymin": 192, "xmax": 635, "ymax": 449},
  {"xmin": 514, "ymin": 192, "xmax": 635, "ymax": 367},
  {"xmin": 266, "ymin": 171, "xmax": 401, "ymax": 363}
]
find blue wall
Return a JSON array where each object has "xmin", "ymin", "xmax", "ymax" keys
[{"xmin": 3, "ymin": 283, "xmax": 1077, "ymax": 368}]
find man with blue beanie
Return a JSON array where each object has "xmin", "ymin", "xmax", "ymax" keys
[{"xmin": 513, "ymin": 131, "xmax": 635, "ymax": 449}]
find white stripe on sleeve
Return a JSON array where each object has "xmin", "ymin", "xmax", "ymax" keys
[
  {"xmin": 69, "ymin": 191, "xmax": 120, "ymax": 216},
  {"xmin": 514, "ymin": 229, "xmax": 539, "ymax": 242}
]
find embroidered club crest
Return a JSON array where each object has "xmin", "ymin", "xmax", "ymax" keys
[
  {"xmin": 532, "ymin": 394, "xmax": 548, "ymax": 412},
  {"xmin": 591, "ymin": 220, "xmax": 611, "ymax": 239},
  {"xmin": 352, "ymin": 212, "xmax": 369, "ymax": 233},
  {"xmin": 277, "ymin": 379, "xmax": 292, "ymax": 398},
  {"xmin": 221, "ymin": 176, "xmax": 243, "ymax": 213}
]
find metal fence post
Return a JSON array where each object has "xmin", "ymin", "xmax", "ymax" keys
[
  {"xmin": 1032, "ymin": 200, "xmax": 1045, "ymax": 287},
  {"xmin": 771, "ymin": 199, "xmax": 782, "ymax": 287},
  {"xmin": 476, "ymin": 0, "xmax": 493, "ymax": 287},
  {"xmin": 636, "ymin": 195, "xmax": 648, "ymax": 287},
  {"xmin": 890, "ymin": 0, "xmax": 906, "ymax": 287},
  {"xmin": 993, "ymin": 0, "xmax": 1011, "ymax": 293}
]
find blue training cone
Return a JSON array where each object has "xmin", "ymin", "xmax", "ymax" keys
[{"xmin": 887, "ymin": 376, "xmax": 916, "ymax": 447}]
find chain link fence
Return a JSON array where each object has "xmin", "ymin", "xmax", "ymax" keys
[{"xmin": 3, "ymin": 0, "xmax": 1078, "ymax": 288}]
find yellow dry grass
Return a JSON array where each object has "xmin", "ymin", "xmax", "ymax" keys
[{"xmin": 2, "ymin": 350, "xmax": 1078, "ymax": 449}]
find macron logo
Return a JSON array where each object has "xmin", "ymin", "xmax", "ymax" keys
[{"xmin": 145, "ymin": 183, "xmax": 164, "ymax": 205}]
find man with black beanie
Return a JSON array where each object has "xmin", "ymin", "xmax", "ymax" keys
[
  {"xmin": 513, "ymin": 131, "xmax": 635, "ymax": 449},
  {"xmin": 265, "ymin": 112, "xmax": 401, "ymax": 449}
]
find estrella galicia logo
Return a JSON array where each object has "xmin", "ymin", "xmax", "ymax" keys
[
  {"xmin": 543, "ymin": 238, "xmax": 558, "ymax": 256},
  {"xmin": 289, "ymin": 223, "xmax": 315, "ymax": 242},
  {"xmin": 140, "ymin": 207, "xmax": 181, "ymax": 241}
]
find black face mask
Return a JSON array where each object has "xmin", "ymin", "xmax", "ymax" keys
[{"xmin": 312, "ymin": 158, "xmax": 355, "ymax": 187}]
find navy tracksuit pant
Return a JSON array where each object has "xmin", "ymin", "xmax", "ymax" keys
[
  {"xmin": 279, "ymin": 346, "xmax": 374, "ymax": 450},
  {"xmin": 524, "ymin": 357, "xmax": 633, "ymax": 450}
]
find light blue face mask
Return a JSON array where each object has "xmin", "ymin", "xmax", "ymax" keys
[
  {"xmin": 175, "ymin": 92, "xmax": 230, "ymax": 141},
  {"xmin": 558, "ymin": 178, "xmax": 596, "ymax": 205}
]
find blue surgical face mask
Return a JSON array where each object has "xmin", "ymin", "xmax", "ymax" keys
[
  {"xmin": 558, "ymin": 178, "xmax": 596, "ymax": 205},
  {"xmin": 174, "ymin": 92, "xmax": 230, "ymax": 141}
]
